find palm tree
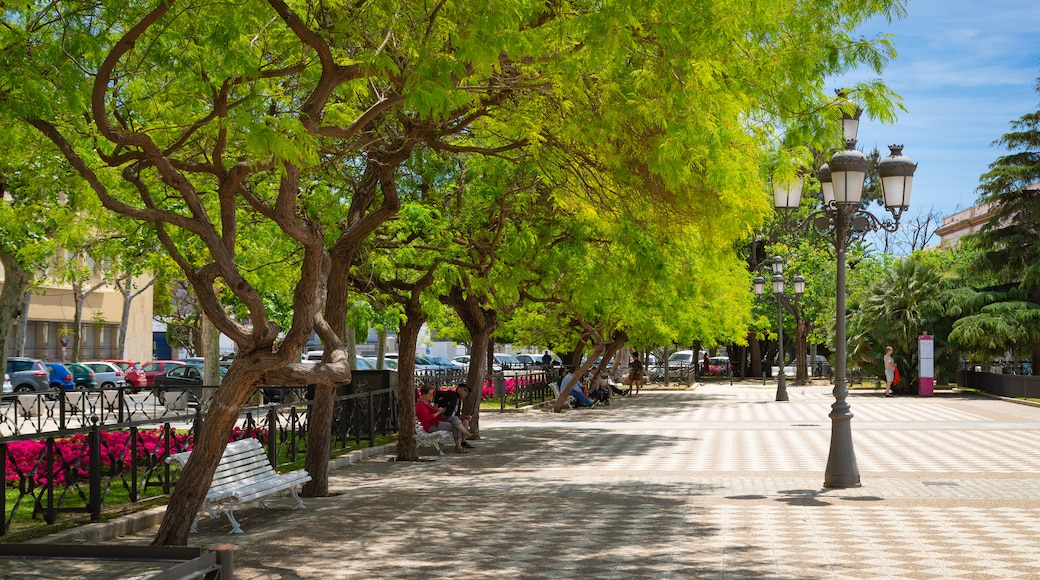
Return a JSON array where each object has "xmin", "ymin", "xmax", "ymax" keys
[{"xmin": 847, "ymin": 258, "xmax": 949, "ymax": 392}]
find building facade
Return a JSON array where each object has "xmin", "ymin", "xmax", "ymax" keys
[
  {"xmin": 1, "ymin": 267, "xmax": 153, "ymax": 364},
  {"xmin": 935, "ymin": 203, "xmax": 994, "ymax": 247}
]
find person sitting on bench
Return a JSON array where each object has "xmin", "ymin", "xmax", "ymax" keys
[
  {"xmin": 588, "ymin": 371, "xmax": 611, "ymax": 405},
  {"xmin": 416, "ymin": 384, "xmax": 466, "ymax": 453},
  {"xmin": 435, "ymin": 383, "xmax": 474, "ymax": 449},
  {"xmin": 560, "ymin": 368, "xmax": 595, "ymax": 408}
]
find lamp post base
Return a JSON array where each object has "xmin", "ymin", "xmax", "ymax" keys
[
  {"xmin": 775, "ymin": 373, "xmax": 788, "ymax": 401},
  {"xmin": 823, "ymin": 387, "xmax": 861, "ymax": 488}
]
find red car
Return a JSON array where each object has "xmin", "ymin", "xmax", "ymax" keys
[
  {"xmin": 704, "ymin": 356, "xmax": 732, "ymax": 377},
  {"xmin": 105, "ymin": 360, "xmax": 148, "ymax": 389},
  {"xmin": 141, "ymin": 360, "xmax": 186, "ymax": 387}
]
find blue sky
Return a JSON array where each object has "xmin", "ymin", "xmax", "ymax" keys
[{"xmin": 840, "ymin": 0, "xmax": 1040, "ymax": 220}]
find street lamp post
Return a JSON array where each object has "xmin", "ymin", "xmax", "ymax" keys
[
  {"xmin": 753, "ymin": 257, "xmax": 805, "ymax": 402},
  {"xmin": 772, "ymin": 98, "xmax": 917, "ymax": 488}
]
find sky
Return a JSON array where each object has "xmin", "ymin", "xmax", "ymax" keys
[{"xmin": 837, "ymin": 0, "xmax": 1040, "ymax": 221}]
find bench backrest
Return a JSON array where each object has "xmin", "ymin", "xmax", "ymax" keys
[
  {"xmin": 208, "ymin": 439, "xmax": 277, "ymax": 486},
  {"xmin": 167, "ymin": 438, "xmax": 277, "ymax": 487}
]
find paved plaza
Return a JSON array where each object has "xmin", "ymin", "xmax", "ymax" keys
[{"xmin": 15, "ymin": 381, "xmax": 1040, "ymax": 578}]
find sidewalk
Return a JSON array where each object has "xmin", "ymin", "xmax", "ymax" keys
[{"xmin": 18, "ymin": 382, "xmax": 1040, "ymax": 578}]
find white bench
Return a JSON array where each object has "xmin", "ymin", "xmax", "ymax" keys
[
  {"xmin": 415, "ymin": 420, "xmax": 453, "ymax": 455},
  {"xmin": 549, "ymin": 381, "xmax": 575, "ymax": 409},
  {"xmin": 166, "ymin": 438, "xmax": 311, "ymax": 534}
]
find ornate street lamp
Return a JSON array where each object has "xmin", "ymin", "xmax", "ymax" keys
[
  {"xmin": 772, "ymin": 96, "xmax": 917, "ymax": 489},
  {"xmin": 753, "ymin": 257, "xmax": 805, "ymax": 402}
]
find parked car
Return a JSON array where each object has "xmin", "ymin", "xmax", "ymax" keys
[
  {"xmin": 667, "ymin": 350, "xmax": 697, "ymax": 368},
  {"xmin": 66, "ymin": 363, "xmax": 98, "ymax": 390},
  {"xmin": 414, "ymin": 355, "xmax": 445, "ymax": 371},
  {"xmin": 515, "ymin": 354, "xmax": 543, "ymax": 367},
  {"xmin": 365, "ymin": 356, "xmax": 398, "ymax": 370},
  {"xmin": 424, "ymin": 355, "xmax": 456, "ymax": 370},
  {"xmin": 452, "ymin": 355, "xmax": 502, "ymax": 372},
  {"xmin": 182, "ymin": 357, "xmax": 205, "ymax": 367},
  {"xmin": 44, "ymin": 362, "xmax": 76, "ymax": 391},
  {"xmin": 154, "ymin": 364, "xmax": 226, "ymax": 389},
  {"xmin": 105, "ymin": 360, "xmax": 147, "ymax": 388},
  {"xmin": 807, "ymin": 355, "xmax": 832, "ymax": 377},
  {"xmin": 3, "ymin": 373, "xmax": 12, "ymax": 396},
  {"xmin": 493, "ymin": 353, "xmax": 523, "ymax": 370},
  {"xmin": 704, "ymin": 356, "xmax": 732, "ymax": 376},
  {"xmin": 5, "ymin": 357, "xmax": 50, "ymax": 393},
  {"xmin": 302, "ymin": 350, "xmax": 379, "ymax": 370},
  {"xmin": 142, "ymin": 360, "xmax": 186, "ymax": 387},
  {"xmin": 81, "ymin": 361, "xmax": 128, "ymax": 389}
]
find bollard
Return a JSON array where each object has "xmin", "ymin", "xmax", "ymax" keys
[
  {"xmin": 211, "ymin": 544, "xmax": 234, "ymax": 579},
  {"xmin": 16, "ymin": 395, "xmax": 37, "ymax": 418}
]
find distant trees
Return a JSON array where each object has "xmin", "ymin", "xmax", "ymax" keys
[{"xmin": 955, "ymin": 75, "xmax": 1040, "ymax": 372}]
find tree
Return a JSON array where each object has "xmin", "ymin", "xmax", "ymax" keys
[
  {"xmin": 847, "ymin": 255, "xmax": 962, "ymax": 391},
  {"xmin": 0, "ymin": 127, "xmax": 80, "ymax": 372},
  {"xmin": 951, "ymin": 75, "xmax": 1040, "ymax": 372}
]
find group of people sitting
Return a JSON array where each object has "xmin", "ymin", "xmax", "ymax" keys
[
  {"xmin": 558, "ymin": 367, "xmax": 631, "ymax": 408},
  {"xmin": 416, "ymin": 359, "xmax": 644, "ymax": 452},
  {"xmin": 415, "ymin": 383, "xmax": 475, "ymax": 453}
]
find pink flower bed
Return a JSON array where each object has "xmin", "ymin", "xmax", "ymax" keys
[
  {"xmin": 3, "ymin": 429, "xmax": 193, "ymax": 487},
  {"xmin": 3, "ymin": 427, "xmax": 276, "ymax": 488},
  {"xmin": 481, "ymin": 376, "xmax": 542, "ymax": 399}
]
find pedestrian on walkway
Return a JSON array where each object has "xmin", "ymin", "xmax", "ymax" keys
[
  {"xmin": 884, "ymin": 346, "xmax": 896, "ymax": 397},
  {"xmin": 628, "ymin": 353, "xmax": 644, "ymax": 396}
]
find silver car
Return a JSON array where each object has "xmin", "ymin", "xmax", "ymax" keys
[
  {"xmin": 81, "ymin": 361, "xmax": 128, "ymax": 389},
  {"xmin": 5, "ymin": 357, "xmax": 50, "ymax": 393}
]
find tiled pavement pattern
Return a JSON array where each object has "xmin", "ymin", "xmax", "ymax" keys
[{"xmin": 18, "ymin": 382, "xmax": 1040, "ymax": 578}]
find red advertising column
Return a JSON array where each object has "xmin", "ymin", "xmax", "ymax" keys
[{"xmin": 919, "ymin": 335, "xmax": 934, "ymax": 396}]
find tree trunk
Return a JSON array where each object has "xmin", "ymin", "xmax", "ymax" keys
[
  {"xmin": 394, "ymin": 316, "xmax": 424, "ymax": 461},
  {"xmin": 15, "ymin": 290, "xmax": 30, "ymax": 356},
  {"xmin": 152, "ymin": 358, "xmax": 265, "ymax": 546},
  {"xmin": 118, "ymin": 272, "xmax": 133, "ymax": 358},
  {"xmin": 748, "ymin": 330, "xmax": 762, "ymax": 378},
  {"xmin": 0, "ymin": 250, "xmax": 31, "ymax": 379},
  {"xmin": 301, "ymin": 383, "xmax": 336, "ymax": 497},
  {"xmin": 442, "ymin": 283, "xmax": 498, "ymax": 439},
  {"xmin": 72, "ymin": 281, "xmax": 84, "ymax": 361},
  {"xmin": 201, "ymin": 313, "xmax": 221, "ymax": 386},
  {"xmin": 463, "ymin": 325, "xmax": 493, "ymax": 438},
  {"xmin": 795, "ymin": 319, "xmax": 808, "ymax": 385},
  {"xmin": 378, "ymin": 328, "xmax": 388, "ymax": 366}
]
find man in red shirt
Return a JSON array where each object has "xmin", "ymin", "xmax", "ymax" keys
[{"xmin": 416, "ymin": 384, "xmax": 465, "ymax": 453}]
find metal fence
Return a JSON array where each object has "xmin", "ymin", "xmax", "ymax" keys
[
  {"xmin": 959, "ymin": 370, "xmax": 1040, "ymax": 398},
  {"xmin": 0, "ymin": 367, "xmax": 555, "ymax": 538},
  {"xmin": 0, "ymin": 370, "xmax": 398, "ymax": 538}
]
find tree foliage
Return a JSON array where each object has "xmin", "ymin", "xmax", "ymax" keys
[
  {"xmin": 968, "ymin": 76, "xmax": 1040, "ymax": 293},
  {"xmin": 2, "ymin": 0, "xmax": 913, "ymax": 544}
]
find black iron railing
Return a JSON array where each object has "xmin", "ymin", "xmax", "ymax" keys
[{"xmin": 0, "ymin": 370, "xmax": 398, "ymax": 537}]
